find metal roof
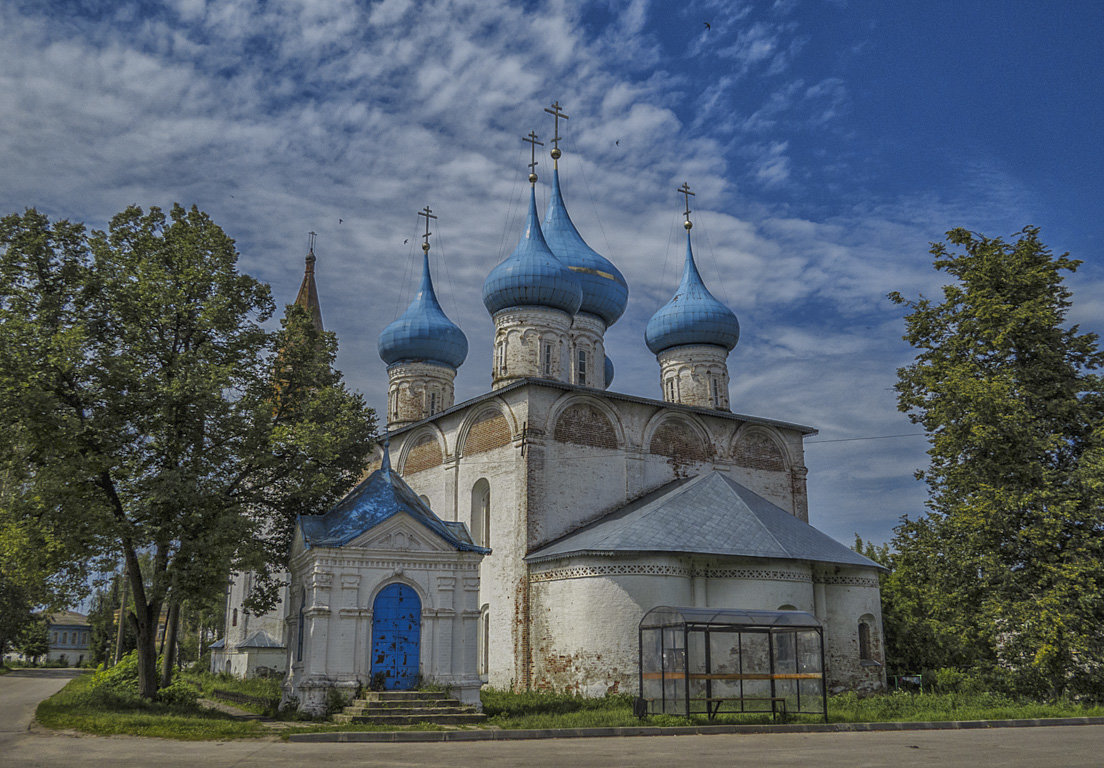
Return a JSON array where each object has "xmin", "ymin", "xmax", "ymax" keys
[
  {"xmin": 299, "ymin": 452, "xmax": 489, "ymax": 554},
  {"xmin": 645, "ymin": 231, "xmax": 740, "ymax": 354},
  {"xmin": 542, "ymin": 168, "xmax": 628, "ymax": 326},
  {"xmin": 640, "ymin": 606, "xmax": 822, "ymax": 630},
  {"xmin": 526, "ymin": 471, "xmax": 881, "ymax": 569},
  {"xmin": 378, "ymin": 248, "xmax": 468, "ymax": 369},
  {"xmin": 238, "ymin": 630, "xmax": 284, "ymax": 649},
  {"xmin": 483, "ymin": 184, "xmax": 583, "ymax": 316}
]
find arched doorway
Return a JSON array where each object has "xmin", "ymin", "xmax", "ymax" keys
[{"xmin": 371, "ymin": 583, "xmax": 421, "ymax": 690}]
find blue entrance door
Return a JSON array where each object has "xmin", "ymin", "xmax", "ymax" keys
[{"xmin": 371, "ymin": 583, "xmax": 421, "ymax": 690}]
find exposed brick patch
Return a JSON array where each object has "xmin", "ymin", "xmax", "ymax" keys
[
  {"xmin": 403, "ymin": 435, "xmax": 443, "ymax": 474},
  {"xmin": 648, "ymin": 421, "xmax": 711, "ymax": 462},
  {"xmin": 733, "ymin": 432, "xmax": 786, "ymax": 471},
  {"xmin": 463, "ymin": 411, "xmax": 512, "ymax": 455},
  {"xmin": 552, "ymin": 403, "xmax": 618, "ymax": 449}
]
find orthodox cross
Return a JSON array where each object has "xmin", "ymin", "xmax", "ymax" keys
[
  {"xmin": 678, "ymin": 182, "xmax": 695, "ymax": 226},
  {"xmin": 544, "ymin": 101, "xmax": 569, "ymax": 158},
  {"xmin": 523, "ymin": 131, "xmax": 544, "ymax": 181},
  {"xmin": 418, "ymin": 205, "xmax": 437, "ymax": 252},
  {"xmin": 306, "ymin": 231, "xmax": 317, "ymax": 266}
]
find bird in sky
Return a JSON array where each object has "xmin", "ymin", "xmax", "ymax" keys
[{"xmin": 704, "ymin": 21, "xmax": 711, "ymax": 30}]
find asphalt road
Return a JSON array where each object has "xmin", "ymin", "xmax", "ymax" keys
[{"xmin": 3, "ymin": 669, "xmax": 1102, "ymax": 767}]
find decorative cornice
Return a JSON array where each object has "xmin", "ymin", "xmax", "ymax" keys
[{"xmin": 529, "ymin": 563, "xmax": 811, "ymax": 584}]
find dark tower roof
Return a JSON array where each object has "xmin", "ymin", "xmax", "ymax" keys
[{"xmin": 295, "ymin": 248, "xmax": 324, "ymax": 331}]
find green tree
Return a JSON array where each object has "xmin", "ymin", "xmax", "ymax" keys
[
  {"xmin": 16, "ymin": 614, "xmax": 49, "ymax": 663},
  {"xmin": 889, "ymin": 226, "xmax": 1104, "ymax": 699},
  {"xmin": 0, "ymin": 205, "xmax": 375, "ymax": 698}
]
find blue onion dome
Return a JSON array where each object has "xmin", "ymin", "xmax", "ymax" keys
[
  {"xmin": 483, "ymin": 185, "xmax": 583, "ymax": 317},
  {"xmin": 542, "ymin": 169, "xmax": 628, "ymax": 326},
  {"xmin": 645, "ymin": 230, "xmax": 740, "ymax": 354},
  {"xmin": 604, "ymin": 355, "xmax": 615, "ymax": 388},
  {"xmin": 379, "ymin": 249, "xmax": 468, "ymax": 369}
]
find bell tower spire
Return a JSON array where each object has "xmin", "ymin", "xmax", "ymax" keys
[{"xmin": 295, "ymin": 231, "xmax": 324, "ymax": 331}]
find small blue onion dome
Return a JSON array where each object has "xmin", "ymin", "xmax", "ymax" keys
[
  {"xmin": 379, "ymin": 249, "xmax": 468, "ymax": 369},
  {"xmin": 645, "ymin": 231, "xmax": 740, "ymax": 354},
  {"xmin": 604, "ymin": 355, "xmax": 615, "ymax": 388},
  {"xmin": 483, "ymin": 185, "xmax": 583, "ymax": 317},
  {"xmin": 542, "ymin": 169, "xmax": 628, "ymax": 326}
]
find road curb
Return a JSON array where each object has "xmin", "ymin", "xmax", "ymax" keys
[{"xmin": 287, "ymin": 716, "xmax": 1104, "ymax": 742}]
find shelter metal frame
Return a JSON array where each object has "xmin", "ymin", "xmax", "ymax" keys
[{"xmin": 638, "ymin": 606, "xmax": 828, "ymax": 722}]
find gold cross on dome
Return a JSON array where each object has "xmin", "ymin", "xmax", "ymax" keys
[
  {"xmin": 678, "ymin": 182, "xmax": 696, "ymax": 224},
  {"xmin": 544, "ymin": 101, "xmax": 569, "ymax": 152},
  {"xmin": 418, "ymin": 205, "xmax": 437, "ymax": 252},
  {"xmin": 523, "ymin": 131, "xmax": 544, "ymax": 180},
  {"xmin": 308, "ymin": 231, "xmax": 317, "ymax": 252}
]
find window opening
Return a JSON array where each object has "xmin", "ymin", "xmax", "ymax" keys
[
  {"xmin": 471, "ymin": 479, "xmax": 491, "ymax": 547},
  {"xmin": 232, "ymin": 608, "xmax": 238, "ymax": 627},
  {"xmin": 577, "ymin": 350, "xmax": 587, "ymax": 385},
  {"xmin": 296, "ymin": 591, "xmax": 305, "ymax": 662},
  {"xmin": 478, "ymin": 605, "xmax": 490, "ymax": 678},
  {"xmin": 429, "ymin": 391, "xmax": 438, "ymax": 415},
  {"xmin": 543, "ymin": 343, "xmax": 553, "ymax": 376},
  {"xmin": 858, "ymin": 621, "xmax": 872, "ymax": 661}
]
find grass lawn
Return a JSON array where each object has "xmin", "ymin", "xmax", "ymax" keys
[
  {"xmin": 34, "ymin": 677, "xmax": 1104, "ymax": 740},
  {"xmin": 36, "ymin": 674, "xmax": 267, "ymax": 740}
]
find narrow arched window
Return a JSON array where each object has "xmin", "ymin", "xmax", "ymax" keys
[
  {"xmin": 471, "ymin": 479, "xmax": 491, "ymax": 547},
  {"xmin": 577, "ymin": 349, "xmax": 587, "ymax": 385},
  {"xmin": 232, "ymin": 608, "xmax": 238, "ymax": 627},
  {"xmin": 429, "ymin": 391, "xmax": 438, "ymax": 415},
  {"xmin": 543, "ymin": 342, "xmax": 553, "ymax": 376},
  {"xmin": 478, "ymin": 604, "xmax": 490, "ymax": 678},
  {"xmin": 858, "ymin": 621, "xmax": 872, "ymax": 661},
  {"xmin": 296, "ymin": 590, "xmax": 306, "ymax": 662}
]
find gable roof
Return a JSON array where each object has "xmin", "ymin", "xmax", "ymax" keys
[
  {"xmin": 238, "ymin": 630, "xmax": 284, "ymax": 649},
  {"xmin": 526, "ymin": 471, "xmax": 880, "ymax": 569},
  {"xmin": 298, "ymin": 454, "xmax": 488, "ymax": 554}
]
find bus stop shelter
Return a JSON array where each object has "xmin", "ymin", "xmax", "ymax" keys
[{"xmin": 638, "ymin": 606, "xmax": 827, "ymax": 721}]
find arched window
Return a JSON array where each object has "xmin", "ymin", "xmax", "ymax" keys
[
  {"xmin": 478, "ymin": 604, "xmax": 490, "ymax": 679},
  {"xmin": 428, "ymin": 391, "xmax": 438, "ymax": 415},
  {"xmin": 296, "ymin": 590, "xmax": 306, "ymax": 662},
  {"xmin": 471, "ymin": 479, "xmax": 491, "ymax": 547},
  {"xmin": 543, "ymin": 342, "xmax": 554, "ymax": 376},
  {"xmin": 858, "ymin": 620, "xmax": 872, "ymax": 661},
  {"xmin": 496, "ymin": 340, "xmax": 507, "ymax": 375},
  {"xmin": 576, "ymin": 349, "xmax": 587, "ymax": 385},
  {"xmin": 232, "ymin": 608, "xmax": 238, "ymax": 627}
]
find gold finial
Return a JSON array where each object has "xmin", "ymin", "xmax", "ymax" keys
[
  {"xmin": 418, "ymin": 205, "xmax": 437, "ymax": 253},
  {"xmin": 678, "ymin": 182, "xmax": 696, "ymax": 230},
  {"xmin": 544, "ymin": 101, "xmax": 569, "ymax": 166},
  {"xmin": 306, "ymin": 231, "xmax": 317, "ymax": 266},
  {"xmin": 523, "ymin": 130, "xmax": 544, "ymax": 183}
]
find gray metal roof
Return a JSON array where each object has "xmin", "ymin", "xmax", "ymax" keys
[
  {"xmin": 526, "ymin": 471, "xmax": 881, "ymax": 569},
  {"xmin": 238, "ymin": 630, "xmax": 284, "ymax": 649}
]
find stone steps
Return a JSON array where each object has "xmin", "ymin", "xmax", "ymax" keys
[{"xmin": 335, "ymin": 690, "xmax": 485, "ymax": 726}]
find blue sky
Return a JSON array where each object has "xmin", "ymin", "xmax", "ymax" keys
[{"xmin": 2, "ymin": 0, "xmax": 1102, "ymax": 547}]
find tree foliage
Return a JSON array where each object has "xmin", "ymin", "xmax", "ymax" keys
[
  {"xmin": 0, "ymin": 205, "xmax": 376, "ymax": 696},
  {"xmin": 888, "ymin": 227, "xmax": 1104, "ymax": 699}
]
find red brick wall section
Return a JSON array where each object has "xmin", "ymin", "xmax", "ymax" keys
[
  {"xmin": 552, "ymin": 403, "xmax": 618, "ymax": 449},
  {"xmin": 403, "ymin": 435, "xmax": 443, "ymax": 474},
  {"xmin": 463, "ymin": 411, "xmax": 512, "ymax": 455},
  {"xmin": 648, "ymin": 421, "xmax": 712, "ymax": 462},
  {"xmin": 733, "ymin": 432, "xmax": 786, "ymax": 471}
]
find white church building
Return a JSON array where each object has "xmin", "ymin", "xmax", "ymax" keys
[{"xmin": 217, "ymin": 108, "xmax": 886, "ymax": 708}]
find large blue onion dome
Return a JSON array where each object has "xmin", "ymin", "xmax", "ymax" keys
[
  {"xmin": 483, "ymin": 185, "xmax": 583, "ymax": 317},
  {"xmin": 604, "ymin": 355, "xmax": 615, "ymax": 388},
  {"xmin": 379, "ymin": 249, "xmax": 468, "ymax": 369},
  {"xmin": 645, "ymin": 231, "xmax": 740, "ymax": 355},
  {"xmin": 542, "ymin": 169, "xmax": 628, "ymax": 326}
]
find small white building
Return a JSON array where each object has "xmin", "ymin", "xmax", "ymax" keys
[{"xmin": 283, "ymin": 447, "xmax": 488, "ymax": 714}]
